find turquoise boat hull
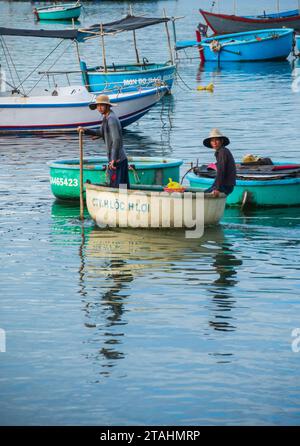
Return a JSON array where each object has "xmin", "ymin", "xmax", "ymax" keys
[
  {"xmin": 35, "ymin": 4, "xmax": 81, "ymax": 21},
  {"xmin": 296, "ymin": 35, "xmax": 300, "ymax": 53},
  {"xmin": 200, "ymin": 28, "xmax": 294, "ymax": 62},
  {"xmin": 80, "ymin": 61, "xmax": 176, "ymax": 93},
  {"xmin": 49, "ymin": 156, "xmax": 183, "ymax": 200},
  {"xmin": 202, "ymin": 29, "xmax": 294, "ymax": 62},
  {"xmin": 187, "ymin": 164, "xmax": 300, "ymax": 207}
]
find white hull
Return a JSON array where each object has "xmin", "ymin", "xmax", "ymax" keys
[
  {"xmin": 85, "ymin": 184, "xmax": 226, "ymax": 231},
  {"xmin": 0, "ymin": 85, "xmax": 167, "ymax": 134}
]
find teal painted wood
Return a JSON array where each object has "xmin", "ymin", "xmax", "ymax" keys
[
  {"xmin": 34, "ymin": 4, "xmax": 81, "ymax": 21},
  {"xmin": 186, "ymin": 164, "xmax": 300, "ymax": 207},
  {"xmin": 48, "ymin": 157, "xmax": 183, "ymax": 200},
  {"xmin": 80, "ymin": 61, "xmax": 176, "ymax": 93},
  {"xmin": 177, "ymin": 28, "xmax": 294, "ymax": 62},
  {"xmin": 296, "ymin": 35, "xmax": 300, "ymax": 53}
]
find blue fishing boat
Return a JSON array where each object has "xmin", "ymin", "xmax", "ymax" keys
[
  {"xmin": 80, "ymin": 61, "xmax": 176, "ymax": 93},
  {"xmin": 186, "ymin": 162, "xmax": 300, "ymax": 207},
  {"xmin": 176, "ymin": 28, "xmax": 294, "ymax": 62},
  {"xmin": 79, "ymin": 14, "xmax": 177, "ymax": 93},
  {"xmin": 33, "ymin": 3, "xmax": 82, "ymax": 21}
]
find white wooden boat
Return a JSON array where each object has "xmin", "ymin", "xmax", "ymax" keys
[
  {"xmin": 0, "ymin": 84, "xmax": 167, "ymax": 134},
  {"xmin": 85, "ymin": 184, "xmax": 226, "ymax": 231}
]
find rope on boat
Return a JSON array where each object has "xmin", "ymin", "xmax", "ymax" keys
[
  {"xmin": 128, "ymin": 165, "xmax": 141, "ymax": 184},
  {"xmin": 209, "ymin": 40, "xmax": 222, "ymax": 53},
  {"xmin": 0, "ymin": 36, "xmax": 26, "ymax": 96},
  {"xmin": 180, "ymin": 165, "xmax": 194, "ymax": 184},
  {"xmin": 174, "ymin": 67, "xmax": 195, "ymax": 91},
  {"xmin": 16, "ymin": 39, "xmax": 66, "ymax": 95},
  {"xmin": 27, "ymin": 40, "xmax": 74, "ymax": 95}
]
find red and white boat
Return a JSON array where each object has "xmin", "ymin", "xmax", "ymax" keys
[{"xmin": 200, "ymin": 7, "xmax": 300, "ymax": 35}]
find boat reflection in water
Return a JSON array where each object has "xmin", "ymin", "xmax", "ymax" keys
[
  {"xmin": 51, "ymin": 201, "xmax": 245, "ymax": 372},
  {"xmin": 197, "ymin": 59, "xmax": 293, "ymax": 78}
]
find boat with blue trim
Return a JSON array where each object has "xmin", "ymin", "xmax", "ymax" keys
[
  {"xmin": 200, "ymin": 7, "xmax": 300, "ymax": 34},
  {"xmin": 0, "ymin": 84, "xmax": 168, "ymax": 134},
  {"xmin": 79, "ymin": 13, "xmax": 177, "ymax": 93},
  {"xmin": 176, "ymin": 28, "xmax": 294, "ymax": 62},
  {"xmin": 80, "ymin": 61, "xmax": 175, "ymax": 94},
  {"xmin": 33, "ymin": 3, "xmax": 82, "ymax": 21},
  {"xmin": 187, "ymin": 162, "xmax": 300, "ymax": 207}
]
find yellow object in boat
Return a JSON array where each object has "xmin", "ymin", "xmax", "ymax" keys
[
  {"xmin": 242, "ymin": 154, "xmax": 260, "ymax": 163},
  {"xmin": 197, "ymin": 82, "xmax": 214, "ymax": 92},
  {"xmin": 166, "ymin": 178, "xmax": 181, "ymax": 189},
  {"xmin": 164, "ymin": 178, "xmax": 186, "ymax": 192}
]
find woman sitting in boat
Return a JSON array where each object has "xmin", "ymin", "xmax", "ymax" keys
[
  {"xmin": 203, "ymin": 128, "xmax": 236, "ymax": 197},
  {"xmin": 78, "ymin": 94, "xmax": 130, "ymax": 189}
]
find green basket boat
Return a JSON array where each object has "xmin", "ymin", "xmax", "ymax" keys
[
  {"xmin": 187, "ymin": 162, "xmax": 300, "ymax": 207},
  {"xmin": 48, "ymin": 156, "xmax": 183, "ymax": 201}
]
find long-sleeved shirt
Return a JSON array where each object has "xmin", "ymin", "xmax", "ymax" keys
[
  {"xmin": 213, "ymin": 146, "xmax": 236, "ymax": 189},
  {"xmin": 85, "ymin": 110, "xmax": 127, "ymax": 162}
]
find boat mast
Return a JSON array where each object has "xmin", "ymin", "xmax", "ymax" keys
[
  {"xmin": 129, "ymin": 5, "xmax": 140, "ymax": 64},
  {"xmin": 163, "ymin": 9, "xmax": 174, "ymax": 65},
  {"xmin": 276, "ymin": 0, "xmax": 280, "ymax": 13}
]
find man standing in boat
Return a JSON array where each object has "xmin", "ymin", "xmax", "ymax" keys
[
  {"xmin": 203, "ymin": 128, "xmax": 236, "ymax": 197},
  {"xmin": 78, "ymin": 94, "xmax": 130, "ymax": 188}
]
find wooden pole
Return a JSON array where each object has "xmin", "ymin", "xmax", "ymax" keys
[
  {"xmin": 129, "ymin": 5, "xmax": 140, "ymax": 64},
  {"xmin": 163, "ymin": 8, "xmax": 174, "ymax": 64},
  {"xmin": 298, "ymin": 0, "xmax": 300, "ymax": 14},
  {"xmin": 233, "ymin": 0, "xmax": 237, "ymax": 15},
  {"xmin": 133, "ymin": 30, "xmax": 140, "ymax": 64},
  {"xmin": 100, "ymin": 23, "xmax": 107, "ymax": 72},
  {"xmin": 79, "ymin": 129, "xmax": 84, "ymax": 221},
  {"xmin": 276, "ymin": 0, "xmax": 280, "ymax": 13}
]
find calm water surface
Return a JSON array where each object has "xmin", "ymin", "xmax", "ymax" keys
[{"xmin": 1, "ymin": 0, "xmax": 300, "ymax": 426}]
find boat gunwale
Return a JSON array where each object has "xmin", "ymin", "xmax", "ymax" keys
[
  {"xmin": 200, "ymin": 8, "xmax": 300, "ymax": 24},
  {"xmin": 85, "ymin": 182, "xmax": 226, "ymax": 199},
  {"xmin": 48, "ymin": 157, "xmax": 184, "ymax": 171},
  {"xmin": 186, "ymin": 173, "xmax": 300, "ymax": 187},
  {"xmin": 85, "ymin": 63, "xmax": 176, "ymax": 77},
  {"xmin": 201, "ymin": 28, "xmax": 294, "ymax": 47},
  {"xmin": 0, "ymin": 85, "xmax": 168, "ymax": 107},
  {"xmin": 36, "ymin": 4, "xmax": 82, "ymax": 13}
]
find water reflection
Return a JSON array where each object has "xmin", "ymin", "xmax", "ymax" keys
[
  {"xmin": 223, "ymin": 206, "xmax": 300, "ymax": 230},
  {"xmin": 84, "ymin": 226, "xmax": 243, "ymax": 371},
  {"xmin": 197, "ymin": 59, "xmax": 293, "ymax": 77},
  {"xmin": 208, "ymin": 236, "xmax": 242, "ymax": 335},
  {"xmin": 50, "ymin": 200, "xmax": 246, "ymax": 371}
]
